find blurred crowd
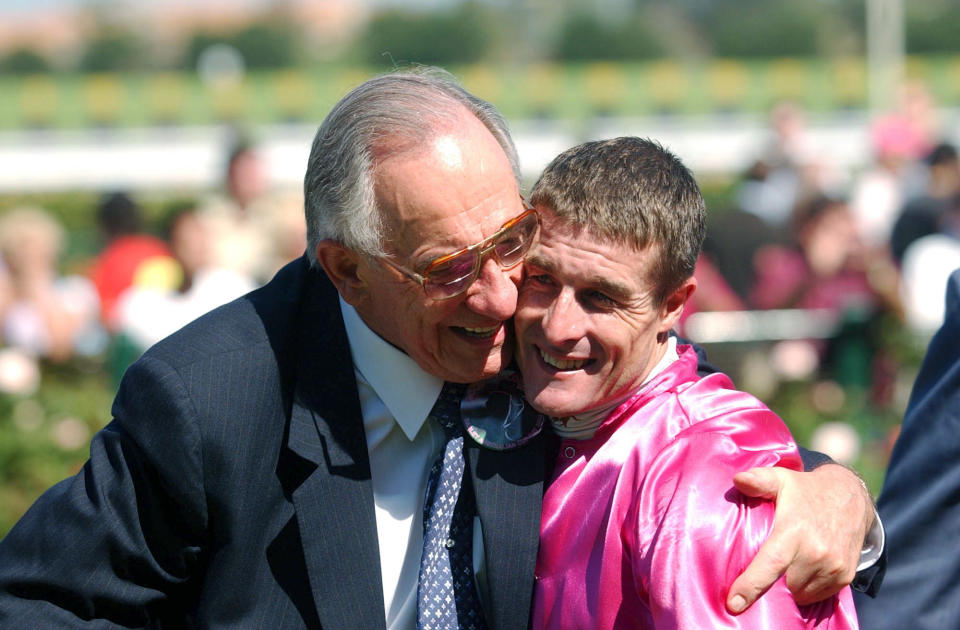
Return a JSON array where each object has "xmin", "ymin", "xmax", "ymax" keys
[
  {"xmin": 1, "ymin": 82, "xmax": 957, "ymax": 416},
  {"xmin": 0, "ymin": 138, "xmax": 307, "ymax": 394},
  {"xmin": 682, "ymin": 82, "xmax": 959, "ymax": 422}
]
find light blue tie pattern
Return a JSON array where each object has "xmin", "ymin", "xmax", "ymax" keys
[{"xmin": 417, "ymin": 382, "xmax": 488, "ymax": 630}]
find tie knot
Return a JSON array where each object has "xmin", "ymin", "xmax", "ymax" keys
[{"xmin": 431, "ymin": 381, "xmax": 467, "ymax": 435}]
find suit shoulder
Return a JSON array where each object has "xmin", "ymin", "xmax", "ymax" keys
[{"xmin": 143, "ymin": 257, "xmax": 316, "ymax": 371}]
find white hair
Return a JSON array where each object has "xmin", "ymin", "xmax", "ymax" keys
[{"xmin": 303, "ymin": 67, "xmax": 520, "ymax": 263}]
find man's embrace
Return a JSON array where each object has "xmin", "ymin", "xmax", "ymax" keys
[{"xmin": 0, "ymin": 68, "xmax": 879, "ymax": 629}]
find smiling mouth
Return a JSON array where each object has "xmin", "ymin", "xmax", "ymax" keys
[
  {"xmin": 457, "ymin": 325, "xmax": 500, "ymax": 338},
  {"xmin": 539, "ymin": 348, "xmax": 590, "ymax": 371}
]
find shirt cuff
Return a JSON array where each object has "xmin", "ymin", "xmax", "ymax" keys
[{"xmin": 857, "ymin": 505, "xmax": 885, "ymax": 571}]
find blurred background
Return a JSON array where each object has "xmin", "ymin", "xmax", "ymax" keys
[{"xmin": 1, "ymin": 0, "xmax": 958, "ymax": 535}]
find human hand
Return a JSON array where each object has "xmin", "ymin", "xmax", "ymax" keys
[{"xmin": 725, "ymin": 464, "xmax": 873, "ymax": 613}]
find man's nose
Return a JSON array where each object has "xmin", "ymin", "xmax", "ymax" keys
[
  {"xmin": 540, "ymin": 290, "xmax": 585, "ymax": 345},
  {"xmin": 462, "ymin": 256, "xmax": 520, "ymax": 321}
]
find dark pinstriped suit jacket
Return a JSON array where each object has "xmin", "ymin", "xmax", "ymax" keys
[
  {"xmin": 0, "ymin": 256, "xmax": 549, "ymax": 629},
  {"xmin": 853, "ymin": 268, "xmax": 960, "ymax": 627}
]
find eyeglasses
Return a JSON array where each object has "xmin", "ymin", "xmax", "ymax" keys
[
  {"xmin": 380, "ymin": 199, "xmax": 540, "ymax": 300},
  {"xmin": 460, "ymin": 368, "xmax": 545, "ymax": 451}
]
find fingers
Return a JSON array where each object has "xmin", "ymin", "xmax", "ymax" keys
[
  {"xmin": 782, "ymin": 527, "xmax": 856, "ymax": 604},
  {"xmin": 726, "ymin": 532, "xmax": 794, "ymax": 613},
  {"xmin": 785, "ymin": 560, "xmax": 854, "ymax": 606},
  {"xmin": 728, "ymin": 464, "xmax": 866, "ymax": 614},
  {"xmin": 732, "ymin": 467, "xmax": 786, "ymax": 500},
  {"xmin": 727, "ymin": 467, "xmax": 793, "ymax": 613},
  {"xmin": 727, "ymin": 530, "xmax": 856, "ymax": 613}
]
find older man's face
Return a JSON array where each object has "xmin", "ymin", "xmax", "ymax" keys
[{"xmin": 352, "ymin": 113, "xmax": 526, "ymax": 383}]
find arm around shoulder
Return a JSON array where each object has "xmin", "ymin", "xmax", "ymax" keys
[{"xmin": 637, "ymin": 425, "xmax": 856, "ymax": 628}]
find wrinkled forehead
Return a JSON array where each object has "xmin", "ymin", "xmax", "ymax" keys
[{"xmin": 373, "ymin": 126, "xmax": 521, "ymax": 245}]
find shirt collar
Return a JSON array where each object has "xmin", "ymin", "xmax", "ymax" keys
[
  {"xmin": 645, "ymin": 334, "xmax": 680, "ymax": 385},
  {"xmin": 339, "ymin": 297, "xmax": 443, "ymax": 440}
]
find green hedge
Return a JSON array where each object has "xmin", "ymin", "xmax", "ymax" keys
[
  {"xmin": 3, "ymin": 55, "xmax": 960, "ymax": 130},
  {"xmin": 0, "ymin": 361, "xmax": 114, "ymax": 536}
]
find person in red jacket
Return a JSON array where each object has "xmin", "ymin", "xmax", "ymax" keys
[{"xmin": 87, "ymin": 192, "xmax": 176, "ymax": 329}]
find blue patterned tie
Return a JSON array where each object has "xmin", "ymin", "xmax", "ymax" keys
[{"xmin": 417, "ymin": 382, "xmax": 488, "ymax": 630}]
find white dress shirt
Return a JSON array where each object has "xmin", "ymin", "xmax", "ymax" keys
[{"xmin": 340, "ymin": 298, "xmax": 486, "ymax": 630}]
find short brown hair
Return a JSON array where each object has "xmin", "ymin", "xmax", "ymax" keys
[{"xmin": 530, "ymin": 137, "xmax": 706, "ymax": 303}]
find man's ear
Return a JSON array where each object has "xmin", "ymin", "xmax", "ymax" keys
[
  {"xmin": 658, "ymin": 276, "xmax": 697, "ymax": 333},
  {"xmin": 315, "ymin": 240, "xmax": 367, "ymax": 306}
]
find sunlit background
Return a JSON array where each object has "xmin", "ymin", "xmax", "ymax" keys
[{"xmin": 1, "ymin": 0, "xmax": 958, "ymax": 535}]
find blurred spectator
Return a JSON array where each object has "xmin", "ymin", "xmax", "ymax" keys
[
  {"xmin": 851, "ymin": 83, "xmax": 937, "ymax": 250},
  {"xmin": 850, "ymin": 120, "xmax": 910, "ymax": 249},
  {"xmin": 702, "ymin": 209, "xmax": 780, "ymax": 305},
  {"xmin": 198, "ymin": 138, "xmax": 306, "ymax": 283},
  {"xmin": 751, "ymin": 195, "xmax": 879, "ymax": 313},
  {"xmin": 737, "ymin": 159, "xmax": 799, "ymax": 233},
  {"xmin": 677, "ymin": 253, "xmax": 747, "ymax": 333},
  {"xmin": 738, "ymin": 102, "xmax": 833, "ymax": 232},
  {"xmin": 895, "ymin": 79, "xmax": 939, "ymax": 161},
  {"xmin": 87, "ymin": 192, "xmax": 177, "ymax": 329},
  {"xmin": 899, "ymin": 235, "xmax": 960, "ymax": 335},
  {"xmin": 0, "ymin": 207, "xmax": 101, "ymax": 362},
  {"xmin": 889, "ymin": 143, "xmax": 960, "ymax": 264},
  {"xmin": 764, "ymin": 101, "xmax": 813, "ymax": 172},
  {"xmin": 750, "ymin": 195, "xmax": 901, "ymax": 388},
  {"xmin": 886, "ymin": 142, "xmax": 960, "ymax": 335},
  {"xmin": 115, "ymin": 205, "xmax": 255, "ymax": 354},
  {"xmin": 263, "ymin": 189, "xmax": 309, "ymax": 277}
]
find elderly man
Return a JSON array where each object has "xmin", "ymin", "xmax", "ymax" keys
[{"xmin": 0, "ymin": 70, "xmax": 876, "ymax": 629}]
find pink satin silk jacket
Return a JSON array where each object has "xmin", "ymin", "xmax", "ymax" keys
[{"xmin": 532, "ymin": 345, "xmax": 859, "ymax": 629}]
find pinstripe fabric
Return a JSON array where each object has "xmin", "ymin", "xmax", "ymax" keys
[
  {"xmin": 0, "ymin": 256, "xmax": 548, "ymax": 629},
  {"xmin": 468, "ymin": 434, "xmax": 553, "ymax": 630}
]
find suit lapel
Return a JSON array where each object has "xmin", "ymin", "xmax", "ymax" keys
[
  {"xmin": 283, "ymin": 267, "xmax": 386, "ymax": 630},
  {"xmin": 468, "ymin": 434, "xmax": 550, "ymax": 630},
  {"xmin": 274, "ymin": 262, "xmax": 552, "ymax": 630}
]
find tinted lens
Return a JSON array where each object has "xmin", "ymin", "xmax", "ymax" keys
[
  {"xmin": 494, "ymin": 212, "xmax": 538, "ymax": 267},
  {"xmin": 423, "ymin": 251, "xmax": 479, "ymax": 298},
  {"xmin": 461, "ymin": 369, "xmax": 545, "ymax": 450},
  {"xmin": 419, "ymin": 207, "xmax": 539, "ymax": 300}
]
